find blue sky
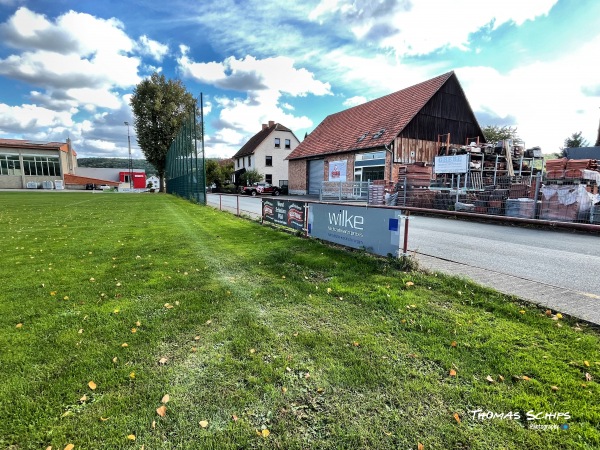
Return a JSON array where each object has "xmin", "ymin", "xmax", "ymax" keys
[{"xmin": 0, "ymin": 0, "xmax": 599, "ymax": 159}]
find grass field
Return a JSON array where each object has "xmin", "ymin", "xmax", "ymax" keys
[{"xmin": 1, "ymin": 192, "xmax": 599, "ymax": 449}]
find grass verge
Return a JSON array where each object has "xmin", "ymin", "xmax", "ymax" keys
[{"xmin": 0, "ymin": 192, "xmax": 598, "ymax": 449}]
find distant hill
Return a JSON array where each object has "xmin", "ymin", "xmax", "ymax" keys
[{"xmin": 77, "ymin": 158, "xmax": 157, "ymax": 176}]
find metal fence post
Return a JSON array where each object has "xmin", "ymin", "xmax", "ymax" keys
[
  {"xmin": 219, "ymin": 194, "xmax": 222, "ymax": 211},
  {"xmin": 339, "ymin": 181, "xmax": 342, "ymax": 200},
  {"xmin": 237, "ymin": 195, "xmax": 240, "ymax": 216},
  {"xmin": 456, "ymin": 174, "xmax": 461, "ymax": 204},
  {"xmin": 403, "ymin": 177, "xmax": 407, "ymax": 206},
  {"xmin": 403, "ymin": 211, "xmax": 410, "ymax": 255},
  {"xmin": 533, "ymin": 173, "xmax": 542, "ymax": 219}
]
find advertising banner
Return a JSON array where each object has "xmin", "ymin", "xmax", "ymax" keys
[
  {"xmin": 263, "ymin": 199, "xmax": 306, "ymax": 230},
  {"xmin": 328, "ymin": 160, "xmax": 347, "ymax": 181},
  {"xmin": 308, "ymin": 204, "xmax": 403, "ymax": 257},
  {"xmin": 434, "ymin": 155, "xmax": 469, "ymax": 174}
]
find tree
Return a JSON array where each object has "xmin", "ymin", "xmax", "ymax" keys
[
  {"xmin": 481, "ymin": 125, "xmax": 520, "ymax": 144},
  {"xmin": 205, "ymin": 159, "xmax": 234, "ymax": 189},
  {"xmin": 239, "ymin": 169, "xmax": 263, "ymax": 186},
  {"xmin": 130, "ymin": 73, "xmax": 196, "ymax": 192},
  {"xmin": 560, "ymin": 131, "xmax": 589, "ymax": 157}
]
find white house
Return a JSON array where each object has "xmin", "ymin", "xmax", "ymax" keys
[{"xmin": 232, "ymin": 121, "xmax": 300, "ymax": 186}]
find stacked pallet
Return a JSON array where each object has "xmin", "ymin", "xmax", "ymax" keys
[
  {"xmin": 545, "ymin": 158, "xmax": 567, "ymax": 179},
  {"xmin": 367, "ymin": 184, "xmax": 385, "ymax": 205},
  {"xmin": 397, "ymin": 164, "xmax": 432, "ymax": 189},
  {"xmin": 565, "ymin": 159, "xmax": 598, "ymax": 178}
]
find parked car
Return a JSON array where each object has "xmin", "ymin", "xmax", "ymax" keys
[
  {"xmin": 85, "ymin": 184, "xmax": 111, "ymax": 190},
  {"xmin": 241, "ymin": 182, "xmax": 281, "ymax": 196}
]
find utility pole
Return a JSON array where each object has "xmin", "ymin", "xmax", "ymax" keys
[{"xmin": 124, "ymin": 121, "xmax": 133, "ymax": 189}]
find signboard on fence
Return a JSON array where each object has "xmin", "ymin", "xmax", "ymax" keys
[
  {"xmin": 263, "ymin": 199, "xmax": 306, "ymax": 230},
  {"xmin": 434, "ymin": 155, "xmax": 469, "ymax": 174},
  {"xmin": 308, "ymin": 204, "xmax": 402, "ymax": 257}
]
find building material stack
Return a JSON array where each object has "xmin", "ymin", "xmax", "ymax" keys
[
  {"xmin": 543, "ymin": 158, "xmax": 600, "ymax": 222},
  {"xmin": 397, "ymin": 163, "xmax": 433, "ymax": 190}
]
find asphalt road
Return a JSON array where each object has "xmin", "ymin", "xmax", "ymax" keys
[{"xmin": 406, "ymin": 216, "xmax": 600, "ymax": 297}]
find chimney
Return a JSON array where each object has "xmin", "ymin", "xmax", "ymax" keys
[
  {"xmin": 262, "ymin": 123, "xmax": 268, "ymax": 130},
  {"xmin": 268, "ymin": 120, "xmax": 275, "ymax": 127}
]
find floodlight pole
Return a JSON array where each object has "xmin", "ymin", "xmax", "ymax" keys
[{"xmin": 124, "ymin": 121, "xmax": 133, "ymax": 190}]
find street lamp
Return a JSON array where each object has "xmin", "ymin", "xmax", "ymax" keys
[{"xmin": 124, "ymin": 121, "xmax": 133, "ymax": 189}]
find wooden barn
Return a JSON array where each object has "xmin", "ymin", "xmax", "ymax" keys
[{"xmin": 286, "ymin": 71, "xmax": 485, "ymax": 195}]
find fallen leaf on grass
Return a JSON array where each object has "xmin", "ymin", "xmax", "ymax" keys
[
  {"xmin": 50, "ymin": 291, "xmax": 57, "ymax": 296},
  {"xmin": 352, "ymin": 341, "xmax": 360, "ymax": 347},
  {"xmin": 127, "ymin": 434, "xmax": 135, "ymax": 440},
  {"xmin": 304, "ymin": 372, "xmax": 310, "ymax": 379},
  {"xmin": 261, "ymin": 429, "xmax": 270, "ymax": 437},
  {"xmin": 100, "ymin": 417, "xmax": 109, "ymax": 421},
  {"xmin": 551, "ymin": 386, "xmax": 559, "ymax": 391},
  {"xmin": 129, "ymin": 372, "xmax": 135, "ymax": 379},
  {"xmin": 519, "ymin": 310, "xmax": 526, "ymax": 314},
  {"xmin": 327, "ymin": 288, "xmax": 332, "ymax": 294},
  {"xmin": 556, "ymin": 313, "xmax": 563, "ymax": 319},
  {"xmin": 199, "ymin": 420, "xmax": 209, "ymax": 428},
  {"xmin": 418, "ymin": 443, "xmax": 424, "ymax": 450},
  {"xmin": 151, "ymin": 420, "xmax": 156, "ymax": 429},
  {"xmin": 450, "ymin": 341, "xmax": 457, "ymax": 347},
  {"xmin": 80, "ymin": 395, "xmax": 88, "ymax": 402},
  {"xmin": 232, "ymin": 414, "xmax": 238, "ymax": 421},
  {"xmin": 121, "ymin": 343, "xmax": 128, "ymax": 348},
  {"xmin": 449, "ymin": 369, "xmax": 457, "ymax": 377},
  {"xmin": 164, "ymin": 303, "xmax": 174, "ymax": 309},
  {"xmin": 136, "ymin": 321, "xmax": 141, "ymax": 327},
  {"xmin": 64, "ymin": 445, "xmax": 74, "ymax": 450},
  {"xmin": 205, "ymin": 320, "xmax": 212, "ymax": 325},
  {"xmin": 131, "ymin": 328, "xmax": 137, "ymax": 333},
  {"xmin": 88, "ymin": 381, "xmax": 97, "ymax": 390},
  {"xmin": 16, "ymin": 323, "xmax": 23, "ymax": 328},
  {"xmin": 78, "ymin": 329, "xmax": 83, "ymax": 334},
  {"xmin": 158, "ymin": 357, "xmax": 168, "ymax": 365},
  {"xmin": 584, "ymin": 361, "xmax": 590, "ymax": 367},
  {"xmin": 156, "ymin": 405, "xmax": 167, "ymax": 417},
  {"xmin": 486, "ymin": 375, "xmax": 495, "ymax": 383},
  {"xmin": 585, "ymin": 373, "xmax": 593, "ymax": 381},
  {"xmin": 545, "ymin": 310, "xmax": 552, "ymax": 316},
  {"xmin": 194, "ymin": 336, "xmax": 200, "ymax": 341},
  {"xmin": 112, "ymin": 357, "xmax": 118, "ymax": 363},
  {"xmin": 453, "ymin": 412, "xmax": 461, "ymax": 423},
  {"xmin": 405, "ymin": 281, "xmax": 414, "ymax": 287},
  {"xmin": 498, "ymin": 375, "xmax": 505, "ymax": 382},
  {"xmin": 89, "ymin": 278, "xmax": 95, "ymax": 283},
  {"xmin": 522, "ymin": 375, "xmax": 531, "ymax": 381},
  {"xmin": 161, "ymin": 394, "xmax": 170, "ymax": 404},
  {"xmin": 249, "ymin": 348, "xmax": 256, "ymax": 354},
  {"xmin": 281, "ymin": 387, "xmax": 287, "ymax": 394}
]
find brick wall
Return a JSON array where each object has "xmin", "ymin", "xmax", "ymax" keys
[{"xmin": 288, "ymin": 159, "xmax": 307, "ymax": 194}]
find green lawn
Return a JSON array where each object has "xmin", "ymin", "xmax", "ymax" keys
[{"xmin": 1, "ymin": 192, "xmax": 598, "ymax": 449}]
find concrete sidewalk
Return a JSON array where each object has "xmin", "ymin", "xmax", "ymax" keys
[{"xmin": 415, "ymin": 253, "xmax": 600, "ymax": 326}]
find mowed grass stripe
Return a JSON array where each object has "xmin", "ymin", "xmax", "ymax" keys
[{"xmin": 0, "ymin": 192, "xmax": 598, "ymax": 450}]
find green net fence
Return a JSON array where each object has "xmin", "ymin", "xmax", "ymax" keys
[{"xmin": 165, "ymin": 100, "xmax": 206, "ymax": 203}]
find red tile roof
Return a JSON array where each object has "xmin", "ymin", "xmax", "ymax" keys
[
  {"xmin": 63, "ymin": 174, "xmax": 119, "ymax": 186},
  {"xmin": 0, "ymin": 138, "xmax": 77, "ymax": 156},
  {"xmin": 287, "ymin": 71, "xmax": 455, "ymax": 160},
  {"xmin": 233, "ymin": 123, "xmax": 293, "ymax": 159}
]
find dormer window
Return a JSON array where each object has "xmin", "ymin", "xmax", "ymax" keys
[
  {"xmin": 372, "ymin": 129, "xmax": 385, "ymax": 139},
  {"xmin": 357, "ymin": 132, "xmax": 369, "ymax": 142}
]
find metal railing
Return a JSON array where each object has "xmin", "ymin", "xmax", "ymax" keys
[{"xmin": 319, "ymin": 181, "xmax": 371, "ymax": 201}]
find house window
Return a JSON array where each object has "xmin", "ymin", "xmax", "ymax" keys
[
  {"xmin": 237, "ymin": 159, "xmax": 240, "ymax": 168},
  {"xmin": 274, "ymin": 138, "xmax": 280, "ymax": 148},
  {"xmin": 0, "ymin": 155, "xmax": 21, "ymax": 176},
  {"xmin": 285, "ymin": 139, "xmax": 291, "ymax": 149},
  {"xmin": 247, "ymin": 156, "xmax": 251, "ymax": 167},
  {"xmin": 265, "ymin": 156, "xmax": 273, "ymax": 167},
  {"xmin": 265, "ymin": 174, "xmax": 272, "ymax": 184},
  {"xmin": 21, "ymin": 155, "xmax": 61, "ymax": 177}
]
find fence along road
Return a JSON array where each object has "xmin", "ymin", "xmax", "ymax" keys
[{"xmin": 206, "ymin": 193, "xmax": 600, "ymax": 324}]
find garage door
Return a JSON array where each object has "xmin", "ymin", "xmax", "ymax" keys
[{"xmin": 308, "ymin": 159, "xmax": 324, "ymax": 195}]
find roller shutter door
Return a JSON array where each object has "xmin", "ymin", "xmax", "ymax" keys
[{"xmin": 308, "ymin": 159, "xmax": 324, "ymax": 195}]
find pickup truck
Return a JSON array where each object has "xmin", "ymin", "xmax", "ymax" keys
[{"xmin": 240, "ymin": 182, "xmax": 281, "ymax": 196}]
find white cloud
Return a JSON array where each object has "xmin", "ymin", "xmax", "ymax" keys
[
  {"xmin": 343, "ymin": 95, "xmax": 367, "ymax": 107},
  {"xmin": 457, "ymin": 34, "xmax": 600, "ymax": 152},
  {"xmin": 0, "ymin": 102, "xmax": 74, "ymax": 130},
  {"xmin": 0, "ymin": 7, "xmax": 141, "ymax": 112},
  {"xmin": 179, "ymin": 52, "xmax": 331, "ymax": 156},
  {"xmin": 138, "ymin": 35, "xmax": 169, "ymax": 61},
  {"xmin": 310, "ymin": 0, "xmax": 558, "ymax": 56}
]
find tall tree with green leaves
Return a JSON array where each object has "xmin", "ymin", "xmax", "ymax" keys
[
  {"xmin": 560, "ymin": 131, "xmax": 589, "ymax": 157},
  {"xmin": 130, "ymin": 73, "xmax": 196, "ymax": 192},
  {"xmin": 481, "ymin": 125, "xmax": 520, "ymax": 144}
]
